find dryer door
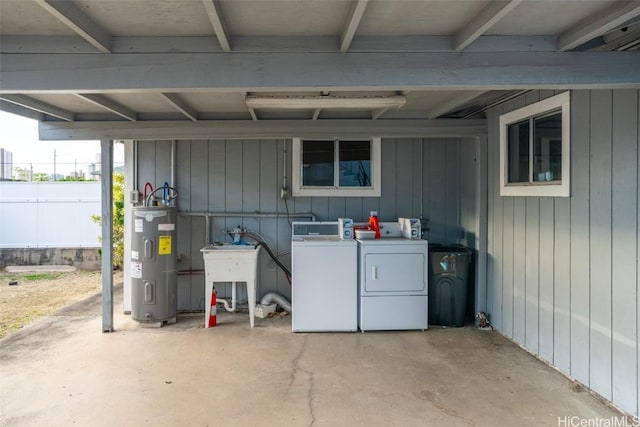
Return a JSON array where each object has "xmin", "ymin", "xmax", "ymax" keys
[{"xmin": 362, "ymin": 252, "xmax": 426, "ymax": 295}]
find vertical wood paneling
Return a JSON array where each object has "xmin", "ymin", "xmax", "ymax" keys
[
  {"xmin": 513, "ymin": 197, "xmax": 526, "ymax": 344},
  {"xmin": 190, "ymin": 215, "xmax": 206, "ymax": 309},
  {"xmin": 190, "ymin": 141, "xmax": 208, "ymax": 211},
  {"xmin": 525, "ymin": 197, "xmax": 540, "ymax": 353},
  {"xmin": 589, "ymin": 90, "xmax": 613, "ymax": 400},
  {"xmin": 222, "ymin": 141, "xmax": 243, "ymax": 297},
  {"xmin": 158, "ymin": 135, "xmax": 481, "ymax": 326},
  {"xmin": 476, "ymin": 136, "xmax": 489, "ymax": 314},
  {"xmin": 396, "ymin": 141, "xmax": 413, "ymax": 217},
  {"xmin": 380, "ymin": 139, "xmax": 397, "ymax": 221},
  {"xmin": 176, "ymin": 215, "xmax": 192, "ymax": 310},
  {"xmin": 422, "ymin": 140, "xmax": 431, "ymax": 221},
  {"xmin": 459, "ymin": 139, "xmax": 477, "ymax": 247},
  {"xmin": 225, "ymin": 141, "xmax": 243, "ymax": 212},
  {"xmin": 487, "ymin": 89, "xmax": 639, "ymax": 415},
  {"xmin": 311, "ymin": 197, "xmax": 329, "ymax": 220},
  {"xmin": 538, "ymin": 198, "xmax": 555, "ymax": 363},
  {"xmin": 328, "ymin": 197, "xmax": 346, "ymax": 219},
  {"xmin": 188, "ymin": 141, "xmax": 209, "ymax": 310},
  {"xmin": 553, "ymin": 197, "xmax": 571, "ymax": 373},
  {"xmin": 174, "ymin": 142, "xmax": 192, "ymax": 309},
  {"xmin": 344, "ymin": 197, "xmax": 363, "ymax": 221},
  {"xmin": 412, "ymin": 140, "xmax": 423, "ymax": 217},
  {"xmin": 445, "ymin": 140, "xmax": 460, "ymax": 242},
  {"xmin": 154, "ymin": 140, "xmax": 172, "ymax": 185},
  {"xmin": 502, "ymin": 196, "xmax": 515, "ymax": 338},
  {"xmin": 242, "ymin": 140, "xmax": 261, "ymax": 213},
  {"xmin": 259, "ymin": 140, "xmax": 278, "ymax": 213},
  {"xmin": 176, "ymin": 142, "xmax": 192, "ymax": 210},
  {"xmin": 259, "ymin": 140, "xmax": 279, "ymax": 299},
  {"xmin": 569, "ymin": 90, "xmax": 591, "ymax": 387},
  {"xmin": 492, "ymin": 105, "xmax": 504, "ymax": 331},
  {"xmin": 486, "ymin": 113, "xmax": 496, "ymax": 319},
  {"xmin": 241, "ymin": 140, "xmax": 261, "ymax": 225},
  {"xmin": 208, "ymin": 140, "xmax": 226, "ymax": 212},
  {"xmin": 611, "ymin": 90, "xmax": 638, "ymax": 414},
  {"xmin": 137, "ymin": 141, "xmax": 156, "ymax": 189},
  {"xmin": 428, "ymin": 139, "xmax": 447, "ymax": 243}
]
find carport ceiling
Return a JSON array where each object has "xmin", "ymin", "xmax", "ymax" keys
[{"xmin": 1, "ymin": 0, "xmax": 639, "ymax": 126}]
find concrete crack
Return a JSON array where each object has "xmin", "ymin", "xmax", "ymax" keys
[
  {"xmin": 287, "ymin": 335, "xmax": 315, "ymax": 426},
  {"xmin": 413, "ymin": 390, "xmax": 475, "ymax": 426},
  {"xmin": 307, "ymin": 370, "xmax": 316, "ymax": 427},
  {"xmin": 288, "ymin": 334, "xmax": 308, "ymax": 390}
]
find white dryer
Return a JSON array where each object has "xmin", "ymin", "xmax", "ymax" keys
[
  {"xmin": 357, "ymin": 237, "xmax": 429, "ymax": 331},
  {"xmin": 291, "ymin": 222, "xmax": 358, "ymax": 332}
]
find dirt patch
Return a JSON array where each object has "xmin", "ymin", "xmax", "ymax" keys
[{"xmin": 0, "ymin": 270, "xmax": 123, "ymax": 339}]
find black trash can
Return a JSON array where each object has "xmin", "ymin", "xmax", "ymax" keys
[{"xmin": 428, "ymin": 244, "xmax": 472, "ymax": 327}]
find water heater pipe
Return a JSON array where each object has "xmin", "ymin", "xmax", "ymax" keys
[
  {"xmin": 217, "ymin": 281, "xmax": 238, "ymax": 312},
  {"xmin": 133, "ymin": 140, "xmax": 138, "ymax": 191},
  {"xmin": 170, "ymin": 140, "xmax": 176, "ymax": 189}
]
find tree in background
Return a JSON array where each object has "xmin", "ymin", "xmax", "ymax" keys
[{"xmin": 91, "ymin": 172, "xmax": 125, "ymax": 268}]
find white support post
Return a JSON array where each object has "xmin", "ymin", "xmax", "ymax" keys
[{"xmin": 101, "ymin": 138, "xmax": 114, "ymax": 332}]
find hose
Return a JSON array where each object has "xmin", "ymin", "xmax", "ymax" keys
[
  {"xmin": 143, "ymin": 182, "xmax": 153, "ymax": 205},
  {"xmin": 260, "ymin": 292, "xmax": 292, "ymax": 313},
  {"xmin": 145, "ymin": 185, "xmax": 178, "ymax": 207},
  {"xmin": 255, "ymin": 241, "xmax": 291, "ymax": 284},
  {"xmin": 237, "ymin": 231, "xmax": 292, "ymax": 285}
]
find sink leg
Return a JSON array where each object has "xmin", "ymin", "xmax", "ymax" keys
[{"xmin": 204, "ymin": 282, "xmax": 212, "ymax": 328}]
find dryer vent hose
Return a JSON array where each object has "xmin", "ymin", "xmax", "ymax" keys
[{"xmin": 260, "ymin": 292, "xmax": 292, "ymax": 313}]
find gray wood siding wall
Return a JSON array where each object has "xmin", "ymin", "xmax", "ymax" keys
[
  {"xmin": 135, "ymin": 137, "xmax": 479, "ymax": 312},
  {"xmin": 486, "ymin": 89, "xmax": 640, "ymax": 416}
]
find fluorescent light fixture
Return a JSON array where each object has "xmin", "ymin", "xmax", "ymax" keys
[{"xmin": 245, "ymin": 95, "xmax": 406, "ymax": 110}]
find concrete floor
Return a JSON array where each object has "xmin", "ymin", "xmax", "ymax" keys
[{"xmin": 0, "ymin": 285, "xmax": 624, "ymax": 427}]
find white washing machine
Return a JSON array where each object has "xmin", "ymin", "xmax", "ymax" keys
[
  {"xmin": 357, "ymin": 237, "xmax": 429, "ymax": 331},
  {"xmin": 291, "ymin": 222, "xmax": 358, "ymax": 332}
]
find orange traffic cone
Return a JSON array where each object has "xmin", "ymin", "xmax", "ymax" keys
[{"xmin": 208, "ymin": 287, "xmax": 217, "ymax": 327}]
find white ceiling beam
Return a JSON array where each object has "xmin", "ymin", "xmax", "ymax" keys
[
  {"xmin": 246, "ymin": 95, "xmax": 406, "ymax": 110},
  {"xmin": 0, "ymin": 100, "xmax": 45, "ymax": 121},
  {"xmin": 1, "ymin": 35, "xmax": 558, "ymax": 54},
  {"xmin": 34, "ymin": 0, "xmax": 111, "ymax": 53},
  {"xmin": 0, "ymin": 94, "xmax": 74, "ymax": 121},
  {"xmin": 453, "ymin": 0, "xmax": 523, "ymax": 52},
  {"xmin": 558, "ymin": 1, "xmax": 640, "ymax": 51},
  {"xmin": 160, "ymin": 93, "xmax": 198, "ymax": 121},
  {"xmin": 202, "ymin": 0, "xmax": 231, "ymax": 52},
  {"xmin": 340, "ymin": 0, "xmax": 369, "ymax": 52},
  {"xmin": 39, "ymin": 119, "xmax": 488, "ymax": 141},
  {"xmin": 425, "ymin": 91, "xmax": 487, "ymax": 119},
  {"xmin": 76, "ymin": 94, "xmax": 137, "ymax": 121},
  {"xmin": 3, "ymin": 51, "xmax": 640, "ymax": 92}
]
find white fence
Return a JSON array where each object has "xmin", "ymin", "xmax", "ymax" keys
[{"xmin": 0, "ymin": 182, "xmax": 101, "ymax": 248}]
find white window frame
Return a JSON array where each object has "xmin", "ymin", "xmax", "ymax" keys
[
  {"xmin": 499, "ymin": 91, "xmax": 570, "ymax": 197},
  {"xmin": 292, "ymin": 137, "xmax": 381, "ymax": 197}
]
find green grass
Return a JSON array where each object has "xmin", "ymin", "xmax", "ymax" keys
[{"xmin": 3, "ymin": 272, "xmax": 63, "ymax": 282}]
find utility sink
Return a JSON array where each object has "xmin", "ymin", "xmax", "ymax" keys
[
  {"xmin": 200, "ymin": 244, "xmax": 261, "ymax": 281},
  {"xmin": 201, "ymin": 244, "xmax": 259, "ymax": 252},
  {"xmin": 200, "ymin": 244, "xmax": 262, "ymax": 327}
]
